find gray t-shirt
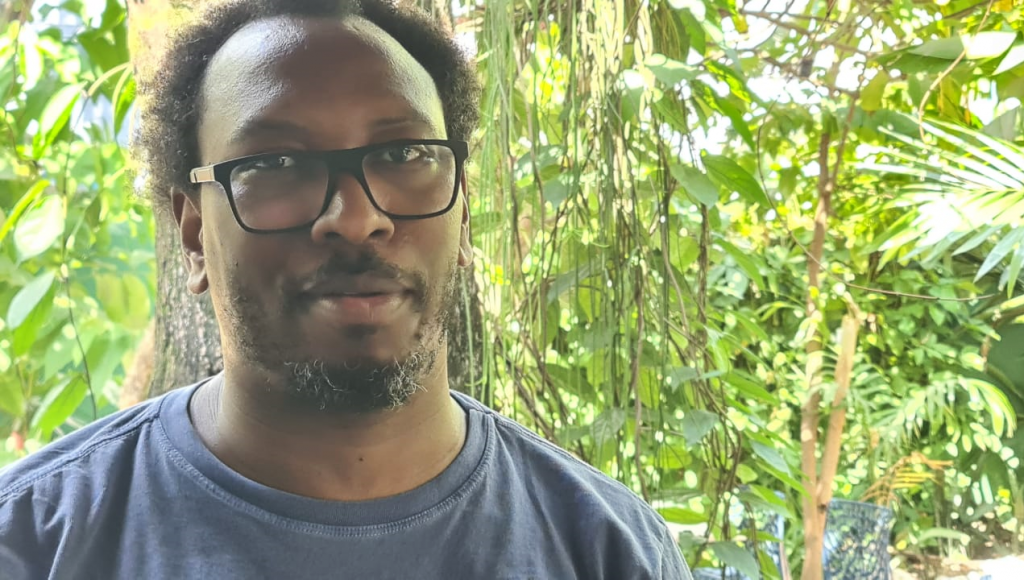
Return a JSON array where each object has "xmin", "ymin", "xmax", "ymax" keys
[{"xmin": 0, "ymin": 377, "xmax": 690, "ymax": 579}]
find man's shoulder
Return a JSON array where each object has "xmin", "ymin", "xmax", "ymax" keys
[
  {"xmin": 0, "ymin": 386, "xmax": 183, "ymax": 501},
  {"xmin": 457, "ymin": 392, "xmax": 668, "ymax": 528}
]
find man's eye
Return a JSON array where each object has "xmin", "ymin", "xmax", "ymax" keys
[
  {"xmin": 242, "ymin": 155, "xmax": 299, "ymax": 172},
  {"xmin": 381, "ymin": 146, "xmax": 428, "ymax": 163}
]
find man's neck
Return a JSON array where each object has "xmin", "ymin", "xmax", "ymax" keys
[{"xmin": 189, "ymin": 366, "xmax": 467, "ymax": 502}]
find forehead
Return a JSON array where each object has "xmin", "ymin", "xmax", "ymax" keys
[{"xmin": 197, "ymin": 15, "xmax": 445, "ymax": 159}]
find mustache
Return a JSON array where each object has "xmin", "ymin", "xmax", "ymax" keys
[{"xmin": 289, "ymin": 250, "xmax": 428, "ymax": 303}]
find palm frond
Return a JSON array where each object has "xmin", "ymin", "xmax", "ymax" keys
[{"xmin": 859, "ymin": 114, "xmax": 1024, "ymax": 294}]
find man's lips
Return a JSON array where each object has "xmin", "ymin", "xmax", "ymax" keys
[
  {"xmin": 297, "ymin": 274, "xmax": 415, "ymax": 325},
  {"xmin": 300, "ymin": 274, "xmax": 410, "ymax": 298}
]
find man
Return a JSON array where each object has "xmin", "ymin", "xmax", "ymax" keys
[{"xmin": 0, "ymin": 1, "xmax": 691, "ymax": 578}]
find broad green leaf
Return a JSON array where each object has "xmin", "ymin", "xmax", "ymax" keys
[
  {"xmin": 13, "ymin": 195, "xmax": 64, "ymax": 261},
  {"xmin": 681, "ymin": 409, "xmax": 720, "ymax": 447},
  {"xmin": 736, "ymin": 464, "xmax": 758, "ymax": 483},
  {"xmin": 709, "ymin": 542, "xmax": 760, "ymax": 580},
  {"xmin": 96, "ymin": 273, "xmax": 128, "ymax": 324},
  {"xmin": 725, "ymin": 371, "xmax": 778, "ymax": 404},
  {"xmin": 861, "ymin": 71, "xmax": 890, "ymax": 112},
  {"xmin": 591, "ymin": 408, "xmax": 627, "ymax": 444},
  {"xmin": 995, "ymin": 44, "xmax": 1024, "ymax": 75},
  {"xmin": 671, "ymin": 165, "xmax": 718, "ymax": 206},
  {"xmin": 678, "ymin": 8, "xmax": 706, "ymax": 56},
  {"xmin": 963, "ymin": 32, "xmax": 1017, "ymax": 59},
  {"xmin": 718, "ymin": 240, "xmax": 766, "ymax": 289},
  {"xmin": 751, "ymin": 441, "xmax": 791, "ymax": 476},
  {"xmin": 33, "ymin": 83, "xmax": 83, "ymax": 158},
  {"xmin": 122, "ymin": 275, "xmax": 153, "ymax": 330},
  {"xmin": 30, "ymin": 376, "xmax": 88, "ymax": 441},
  {"xmin": 645, "ymin": 54, "xmax": 696, "ymax": 86},
  {"xmin": 7, "ymin": 271, "xmax": 55, "ymax": 330},
  {"xmin": 711, "ymin": 95, "xmax": 755, "ymax": 149},
  {"xmin": 667, "ymin": 366, "xmax": 699, "ymax": 388},
  {"xmin": 658, "ymin": 507, "xmax": 707, "ymax": 525},
  {"xmin": 909, "ymin": 33, "xmax": 1016, "ymax": 60},
  {"xmin": 0, "ymin": 179, "xmax": 49, "ymax": 246},
  {"xmin": 909, "ymin": 38, "xmax": 964, "ymax": 60},
  {"xmin": 703, "ymin": 155, "xmax": 769, "ymax": 206}
]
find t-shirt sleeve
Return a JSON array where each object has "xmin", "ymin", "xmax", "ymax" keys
[{"xmin": 660, "ymin": 525, "xmax": 693, "ymax": 580}]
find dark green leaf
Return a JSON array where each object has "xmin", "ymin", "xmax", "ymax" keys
[
  {"xmin": 681, "ymin": 409, "xmax": 720, "ymax": 447},
  {"xmin": 30, "ymin": 376, "xmax": 88, "ymax": 441},
  {"xmin": 703, "ymin": 155, "xmax": 770, "ymax": 207},
  {"xmin": 709, "ymin": 542, "xmax": 760, "ymax": 580},
  {"xmin": 671, "ymin": 165, "xmax": 719, "ymax": 206},
  {"xmin": 751, "ymin": 441, "xmax": 791, "ymax": 476},
  {"xmin": 591, "ymin": 408, "xmax": 627, "ymax": 444},
  {"xmin": 646, "ymin": 53, "xmax": 696, "ymax": 86}
]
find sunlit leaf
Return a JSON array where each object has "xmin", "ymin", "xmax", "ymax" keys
[
  {"xmin": 703, "ymin": 155, "xmax": 769, "ymax": 206},
  {"xmin": 861, "ymin": 71, "xmax": 890, "ymax": 112},
  {"xmin": 976, "ymin": 228, "xmax": 1024, "ymax": 281},
  {"xmin": 33, "ymin": 83, "xmax": 83, "ymax": 158},
  {"xmin": 13, "ymin": 196, "xmax": 64, "ymax": 261},
  {"xmin": 672, "ymin": 165, "xmax": 718, "ymax": 206},
  {"xmin": 7, "ymin": 271, "xmax": 55, "ymax": 330},
  {"xmin": 30, "ymin": 376, "xmax": 88, "ymax": 441},
  {"xmin": 994, "ymin": 44, "xmax": 1024, "ymax": 74},
  {"xmin": 0, "ymin": 179, "xmax": 50, "ymax": 246},
  {"xmin": 645, "ymin": 53, "xmax": 696, "ymax": 86}
]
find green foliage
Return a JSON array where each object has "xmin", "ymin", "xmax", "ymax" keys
[
  {"xmin": 3, "ymin": 0, "xmax": 1024, "ymax": 575},
  {"xmin": 469, "ymin": 0, "xmax": 1024, "ymax": 570},
  {"xmin": 0, "ymin": 1, "xmax": 154, "ymax": 461}
]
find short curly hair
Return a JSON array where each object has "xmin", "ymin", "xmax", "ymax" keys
[{"xmin": 136, "ymin": 0, "xmax": 480, "ymax": 218}]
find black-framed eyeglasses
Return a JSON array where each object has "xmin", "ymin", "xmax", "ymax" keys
[{"xmin": 188, "ymin": 139, "xmax": 469, "ymax": 234}]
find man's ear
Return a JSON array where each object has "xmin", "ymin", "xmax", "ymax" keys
[
  {"xmin": 457, "ymin": 175, "xmax": 473, "ymax": 268},
  {"xmin": 171, "ymin": 189, "xmax": 209, "ymax": 295}
]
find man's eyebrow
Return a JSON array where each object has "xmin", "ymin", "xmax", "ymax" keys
[
  {"xmin": 227, "ymin": 115, "xmax": 435, "ymax": 145},
  {"xmin": 369, "ymin": 115, "xmax": 435, "ymax": 130},
  {"xmin": 228, "ymin": 119, "xmax": 312, "ymax": 145}
]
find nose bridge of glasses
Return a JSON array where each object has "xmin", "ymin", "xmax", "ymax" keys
[{"xmin": 321, "ymin": 152, "xmax": 376, "ymax": 215}]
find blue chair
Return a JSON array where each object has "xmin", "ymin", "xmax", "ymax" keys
[{"xmin": 822, "ymin": 499, "xmax": 894, "ymax": 580}]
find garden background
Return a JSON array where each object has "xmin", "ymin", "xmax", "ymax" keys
[{"xmin": 2, "ymin": 0, "xmax": 1024, "ymax": 577}]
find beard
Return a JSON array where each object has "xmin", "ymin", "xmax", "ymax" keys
[{"xmin": 223, "ymin": 249, "xmax": 461, "ymax": 414}]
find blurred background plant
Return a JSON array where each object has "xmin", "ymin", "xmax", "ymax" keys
[{"xmin": 1, "ymin": 0, "xmax": 1023, "ymax": 577}]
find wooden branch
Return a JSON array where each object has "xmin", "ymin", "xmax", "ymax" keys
[
  {"xmin": 800, "ymin": 126, "xmax": 834, "ymax": 580},
  {"xmin": 816, "ymin": 314, "xmax": 861, "ymax": 509},
  {"xmin": 745, "ymin": 12, "xmax": 878, "ymax": 58}
]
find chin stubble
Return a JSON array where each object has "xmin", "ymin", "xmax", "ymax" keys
[{"xmin": 283, "ymin": 261, "xmax": 459, "ymax": 414}]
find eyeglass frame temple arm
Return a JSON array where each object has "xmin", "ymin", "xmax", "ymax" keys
[{"xmin": 189, "ymin": 166, "xmax": 216, "ymax": 184}]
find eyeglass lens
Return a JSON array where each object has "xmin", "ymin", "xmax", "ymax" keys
[{"xmin": 228, "ymin": 143, "xmax": 457, "ymax": 230}]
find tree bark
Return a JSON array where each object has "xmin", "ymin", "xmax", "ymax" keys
[
  {"xmin": 799, "ymin": 128, "xmax": 832, "ymax": 580},
  {"xmin": 126, "ymin": 0, "xmax": 482, "ymax": 401}
]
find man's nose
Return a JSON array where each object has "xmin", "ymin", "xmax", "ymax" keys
[{"xmin": 308, "ymin": 174, "xmax": 395, "ymax": 245}]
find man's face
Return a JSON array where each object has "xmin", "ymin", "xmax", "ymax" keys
[{"xmin": 175, "ymin": 16, "xmax": 472, "ymax": 412}]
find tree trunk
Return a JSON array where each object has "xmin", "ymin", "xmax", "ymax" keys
[{"xmin": 125, "ymin": 0, "xmax": 482, "ymax": 402}]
